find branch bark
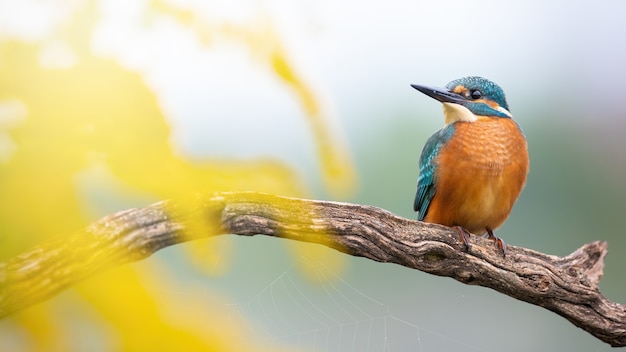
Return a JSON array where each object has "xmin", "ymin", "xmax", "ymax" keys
[{"xmin": 1, "ymin": 192, "xmax": 624, "ymax": 346}]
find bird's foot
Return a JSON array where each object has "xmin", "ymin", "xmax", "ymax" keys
[
  {"xmin": 454, "ymin": 226, "xmax": 472, "ymax": 252},
  {"xmin": 486, "ymin": 227, "xmax": 507, "ymax": 257}
]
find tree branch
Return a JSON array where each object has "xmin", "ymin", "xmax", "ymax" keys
[{"xmin": 1, "ymin": 192, "xmax": 624, "ymax": 346}]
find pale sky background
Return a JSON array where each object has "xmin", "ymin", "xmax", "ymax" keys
[{"xmin": 3, "ymin": 0, "xmax": 625, "ymax": 174}]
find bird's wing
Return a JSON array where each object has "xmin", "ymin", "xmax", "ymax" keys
[{"xmin": 414, "ymin": 125, "xmax": 454, "ymax": 220}]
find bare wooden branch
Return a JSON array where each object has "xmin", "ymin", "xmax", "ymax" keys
[{"xmin": 1, "ymin": 192, "xmax": 624, "ymax": 346}]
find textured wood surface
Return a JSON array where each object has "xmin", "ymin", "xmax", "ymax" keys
[{"xmin": 1, "ymin": 192, "xmax": 624, "ymax": 346}]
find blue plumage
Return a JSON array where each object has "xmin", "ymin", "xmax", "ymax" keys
[
  {"xmin": 414, "ymin": 124, "xmax": 455, "ymax": 220},
  {"xmin": 463, "ymin": 102, "xmax": 510, "ymax": 118}
]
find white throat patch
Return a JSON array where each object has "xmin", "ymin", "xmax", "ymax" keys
[{"xmin": 442, "ymin": 102, "xmax": 478, "ymax": 125}]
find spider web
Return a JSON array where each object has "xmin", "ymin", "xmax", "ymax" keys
[
  {"xmin": 224, "ymin": 254, "xmax": 484, "ymax": 352},
  {"xmin": 215, "ymin": 235, "xmax": 611, "ymax": 352}
]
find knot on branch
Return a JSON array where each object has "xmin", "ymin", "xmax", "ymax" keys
[{"xmin": 520, "ymin": 273, "xmax": 552, "ymax": 294}]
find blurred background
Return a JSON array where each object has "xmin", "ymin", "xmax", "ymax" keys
[{"xmin": 1, "ymin": 0, "xmax": 625, "ymax": 351}]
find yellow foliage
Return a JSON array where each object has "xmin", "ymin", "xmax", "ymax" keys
[{"xmin": 0, "ymin": 0, "xmax": 356, "ymax": 350}]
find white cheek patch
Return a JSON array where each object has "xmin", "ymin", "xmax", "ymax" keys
[
  {"xmin": 495, "ymin": 105, "xmax": 513, "ymax": 118},
  {"xmin": 442, "ymin": 102, "xmax": 478, "ymax": 125}
]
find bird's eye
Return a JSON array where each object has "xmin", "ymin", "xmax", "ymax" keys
[{"xmin": 470, "ymin": 90, "xmax": 482, "ymax": 100}]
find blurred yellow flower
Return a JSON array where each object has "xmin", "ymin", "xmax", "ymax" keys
[{"xmin": 0, "ymin": 0, "xmax": 356, "ymax": 350}]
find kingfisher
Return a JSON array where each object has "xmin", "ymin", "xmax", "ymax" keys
[{"xmin": 411, "ymin": 76, "xmax": 529, "ymax": 255}]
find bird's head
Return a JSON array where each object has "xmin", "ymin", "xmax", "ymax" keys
[{"xmin": 411, "ymin": 76, "xmax": 511, "ymax": 125}]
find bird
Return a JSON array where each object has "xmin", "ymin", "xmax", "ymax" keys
[{"xmin": 411, "ymin": 76, "xmax": 529, "ymax": 255}]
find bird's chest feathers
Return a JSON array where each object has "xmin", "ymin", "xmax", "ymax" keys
[
  {"xmin": 442, "ymin": 118, "xmax": 525, "ymax": 175},
  {"xmin": 436, "ymin": 118, "xmax": 528, "ymax": 215}
]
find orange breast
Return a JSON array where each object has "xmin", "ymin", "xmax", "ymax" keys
[{"xmin": 423, "ymin": 117, "xmax": 529, "ymax": 234}]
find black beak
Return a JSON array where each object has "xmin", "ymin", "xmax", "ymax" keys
[{"xmin": 411, "ymin": 84, "xmax": 467, "ymax": 105}]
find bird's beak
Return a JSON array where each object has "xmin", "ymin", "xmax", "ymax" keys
[{"xmin": 411, "ymin": 84, "xmax": 467, "ymax": 105}]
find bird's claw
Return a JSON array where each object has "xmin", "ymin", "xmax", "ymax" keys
[
  {"xmin": 454, "ymin": 226, "xmax": 471, "ymax": 252},
  {"xmin": 453, "ymin": 227, "xmax": 507, "ymax": 257},
  {"xmin": 486, "ymin": 228, "xmax": 507, "ymax": 257}
]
